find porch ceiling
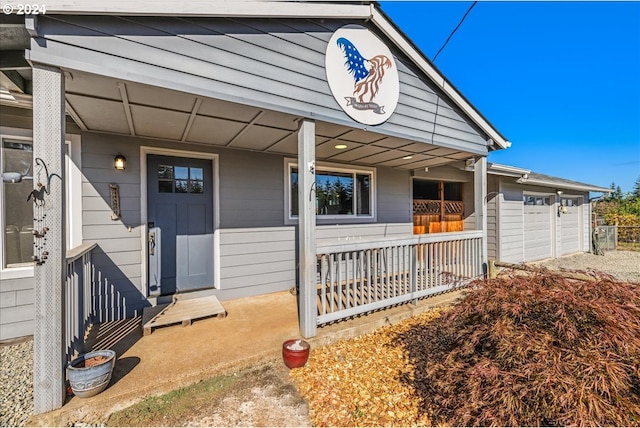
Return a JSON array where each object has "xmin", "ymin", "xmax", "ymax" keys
[{"xmin": 64, "ymin": 70, "xmax": 474, "ymax": 170}]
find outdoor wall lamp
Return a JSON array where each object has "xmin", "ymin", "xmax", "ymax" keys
[{"xmin": 114, "ymin": 153, "xmax": 126, "ymax": 170}]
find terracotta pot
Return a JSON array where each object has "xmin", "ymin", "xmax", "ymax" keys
[{"xmin": 282, "ymin": 339, "xmax": 310, "ymax": 369}]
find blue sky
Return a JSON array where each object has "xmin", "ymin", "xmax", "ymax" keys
[{"xmin": 380, "ymin": 1, "xmax": 640, "ymax": 194}]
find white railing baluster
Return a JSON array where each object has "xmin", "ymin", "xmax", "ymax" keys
[
  {"xmin": 64, "ymin": 243, "xmax": 97, "ymax": 364},
  {"xmin": 320, "ymin": 255, "xmax": 327, "ymax": 316},
  {"xmin": 351, "ymin": 251, "xmax": 357, "ymax": 308},
  {"xmin": 315, "ymin": 231, "xmax": 483, "ymax": 325}
]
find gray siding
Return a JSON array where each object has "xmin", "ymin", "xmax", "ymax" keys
[
  {"xmin": 487, "ymin": 174, "xmax": 499, "ymax": 260},
  {"xmin": 377, "ymin": 167, "xmax": 411, "ymax": 223},
  {"xmin": 81, "ymin": 133, "xmax": 146, "ymax": 320},
  {"xmin": 31, "ymin": 16, "xmax": 488, "ymax": 154},
  {"xmin": 79, "ymin": 132, "xmax": 415, "ymax": 308},
  {"xmin": 0, "ymin": 276, "xmax": 34, "ymax": 340},
  {"xmin": 217, "ymin": 223, "xmax": 413, "ymax": 301},
  {"xmin": 218, "ymin": 150, "xmax": 286, "ymax": 228},
  {"xmin": 218, "ymin": 227, "xmax": 296, "ymax": 300},
  {"xmin": 317, "ymin": 223, "xmax": 411, "ymax": 241},
  {"xmin": 497, "ymin": 181, "xmax": 524, "ymax": 263}
]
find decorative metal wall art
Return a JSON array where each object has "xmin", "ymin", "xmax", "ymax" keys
[{"xmin": 27, "ymin": 158, "xmax": 61, "ymax": 265}]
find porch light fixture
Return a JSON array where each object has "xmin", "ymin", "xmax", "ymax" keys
[
  {"xmin": 114, "ymin": 153, "xmax": 126, "ymax": 170},
  {"xmin": 334, "ymin": 144, "xmax": 348, "ymax": 150},
  {"xmin": 402, "ymin": 155, "xmax": 413, "ymax": 160},
  {"xmin": 556, "ymin": 190, "xmax": 563, "ymax": 195}
]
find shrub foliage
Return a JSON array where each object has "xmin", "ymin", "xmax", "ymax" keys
[{"xmin": 394, "ymin": 270, "xmax": 640, "ymax": 426}]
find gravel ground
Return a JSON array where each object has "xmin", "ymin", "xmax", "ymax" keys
[
  {"xmin": 0, "ymin": 339, "xmax": 33, "ymax": 427},
  {"xmin": 1, "ymin": 251, "xmax": 638, "ymax": 427},
  {"xmin": 537, "ymin": 250, "xmax": 640, "ymax": 283}
]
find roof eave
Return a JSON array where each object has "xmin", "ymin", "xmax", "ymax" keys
[
  {"xmin": 521, "ymin": 179, "xmax": 611, "ymax": 194},
  {"xmin": 4, "ymin": 0, "xmax": 373, "ymax": 18},
  {"xmin": 488, "ymin": 163, "xmax": 530, "ymax": 176},
  {"xmin": 369, "ymin": 7, "xmax": 511, "ymax": 150},
  {"xmin": 15, "ymin": 0, "xmax": 511, "ymax": 150}
]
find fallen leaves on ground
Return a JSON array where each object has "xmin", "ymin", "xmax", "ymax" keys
[
  {"xmin": 290, "ymin": 308, "xmax": 446, "ymax": 427},
  {"xmin": 292, "ymin": 269, "xmax": 640, "ymax": 427}
]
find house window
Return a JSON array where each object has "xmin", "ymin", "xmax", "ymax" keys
[
  {"xmin": 561, "ymin": 197, "xmax": 579, "ymax": 207},
  {"xmin": 523, "ymin": 196, "xmax": 551, "ymax": 206},
  {"xmin": 158, "ymin": 165, "xmax": 204, "ymax": 194},
  {"xmin": 2, "ymin": 138, "xmax": 33, "ymax": 267},
  {"xmin": 288, "ymin": 162, "xmax": 374, "ymax": 218}
]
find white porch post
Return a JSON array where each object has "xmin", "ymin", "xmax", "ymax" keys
[
  {"xmin": 297, "ymin": 118, "xmax": 317, "ymax": 338},
  {"xmin": 32, "ymin": 63, "xmax": 67, "ymax": 413},
  {"xmin": 474, "ymin": 156, "xmax": 488, "ymax": 271}
]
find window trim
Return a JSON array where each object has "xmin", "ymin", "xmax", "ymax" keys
[
  {"xmin": 0, "ymin": 128, "xmax": 82, "ymax": 278},
  {"xmin": 1, "ymin": 131, "xmax": 34, "ymax": 277},
  {"xmin": 284, "ymin": 158, "xmax": 376, "ymax": 224}
]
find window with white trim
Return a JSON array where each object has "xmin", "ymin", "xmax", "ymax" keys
[
  {"xmin": 287, "ymin": 161, "xmax": 374, "ymax": 219},
  {"xmin": 1, "ymin": 132, "xmax": 82, "ymax": 274},
  {"xmin": 523, "ymin": 196, "xmax": 551, "ymax": 206},
  {"xmin": 1, "ymin": 137, "xmax": 33, "ymax": 267}
]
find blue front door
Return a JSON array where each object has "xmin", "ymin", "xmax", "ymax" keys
[{"xmin": 147, "ymin": 154, "xmax": 214, "ymax": 295}]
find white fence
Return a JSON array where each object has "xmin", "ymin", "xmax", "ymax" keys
[{"xmin": 316, "ymin": 231, "xmax": 483, "ymax": 324}]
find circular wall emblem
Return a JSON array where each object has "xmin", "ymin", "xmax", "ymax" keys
[{"xmin": 326, "ymin": 25, "xmax": 399, "ymax": 126}]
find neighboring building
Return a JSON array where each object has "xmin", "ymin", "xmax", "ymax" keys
[{"xmin": 487, "ymin": 163, "xmax": 610, "ymax": 263}]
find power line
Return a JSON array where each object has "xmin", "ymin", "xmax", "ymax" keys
[{"xmin": 432, "ymin": 1, "xmax": 478, "ymax": 63}]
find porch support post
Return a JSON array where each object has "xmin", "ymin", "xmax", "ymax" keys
[
  {"xmin": 474, "ymin": 156, "xmax": 488, "ymax": 271},
  {"xmin": 32, "ymin": 63, "xmax": 67, "ymax": 414},
  {"xmin": 297, "ymin": 118, "xmax": 317, "ymax": 338}
]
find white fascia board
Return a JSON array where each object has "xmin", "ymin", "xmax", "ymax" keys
[
  {"xmin": 6, "ymin": 0, "xmax": 372, "ymax": 18},
  {"xmin": 523, "ymin": 179, "xmax": 611, "ymax": 193},
  {"xmin": 488, "ymin": 163, "xmax": 531, "ymax": 176},
  {"xmin": 370, "ymin": 8, "xmax": 511, "ymax": 150}
]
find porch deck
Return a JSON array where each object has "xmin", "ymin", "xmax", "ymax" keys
[{"xmin": 28, "ymin": 289, "xmax": 463, "ymax": 426}]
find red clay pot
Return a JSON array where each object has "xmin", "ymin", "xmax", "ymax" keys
[{"xmin": 282, "ymin": 339, "xmax": 310, "ymax": 369}]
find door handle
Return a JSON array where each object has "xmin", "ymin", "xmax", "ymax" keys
[{"xmin": 149, "ymin": 232, "xmax": 156, "ymax": 255}]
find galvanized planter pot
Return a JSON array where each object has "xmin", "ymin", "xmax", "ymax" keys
[{"xmin": 67, "ymin": 350, "xmax": 116, "ymax": 398}]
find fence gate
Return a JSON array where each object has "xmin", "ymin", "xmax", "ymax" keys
[{"xmin": 593, "ymin": 225, "xmax": 616, "ymax": 253}]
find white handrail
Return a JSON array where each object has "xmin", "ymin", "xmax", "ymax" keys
[{"xmin": 317, "ymin": 230, "xmax": 482, "ymax": 254}]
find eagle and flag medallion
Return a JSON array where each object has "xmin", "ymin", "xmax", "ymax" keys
[{"xmin": 326, "ymin": 25, "xmax": 399, "ymax": 125}]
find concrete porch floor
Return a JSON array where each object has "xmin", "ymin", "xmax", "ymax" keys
[{"xmin": 28, "ymin": 289, "xmax": 463, "ymax": 426}]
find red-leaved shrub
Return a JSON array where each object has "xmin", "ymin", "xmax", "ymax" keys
[{"xmin": 394, "ymin": 269, "xmax": 640, "ymax": 426}]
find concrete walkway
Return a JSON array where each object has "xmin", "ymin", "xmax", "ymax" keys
[{"xmin": 27, "ymin": 289, "xmax": 463, "ymax": 426}]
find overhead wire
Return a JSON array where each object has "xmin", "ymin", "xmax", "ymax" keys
[{"xmin": 432, "ymin": 1, "xmax": 478, "ymax": 63}]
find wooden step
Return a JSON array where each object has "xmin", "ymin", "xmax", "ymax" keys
[{"xmin": 142, "ymin": 295, "xmax": 226, "ymax": 335}]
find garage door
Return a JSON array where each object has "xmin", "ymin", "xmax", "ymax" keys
[
  {"xmin": 523, "ymin": 195, "xmax": 553, "ymax": 261},
  {"xmin": 560, "ymin": 197, "xmax": 581, "ymax": 255}
]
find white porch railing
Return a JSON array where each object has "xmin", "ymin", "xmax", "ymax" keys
[
  {"xmin": 64, "ymin": 242, "xmax": 97, "ymax": 364},
  {"xmin": 316, "ymin": 231, "xmax": 483, "ymax": 324}
]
